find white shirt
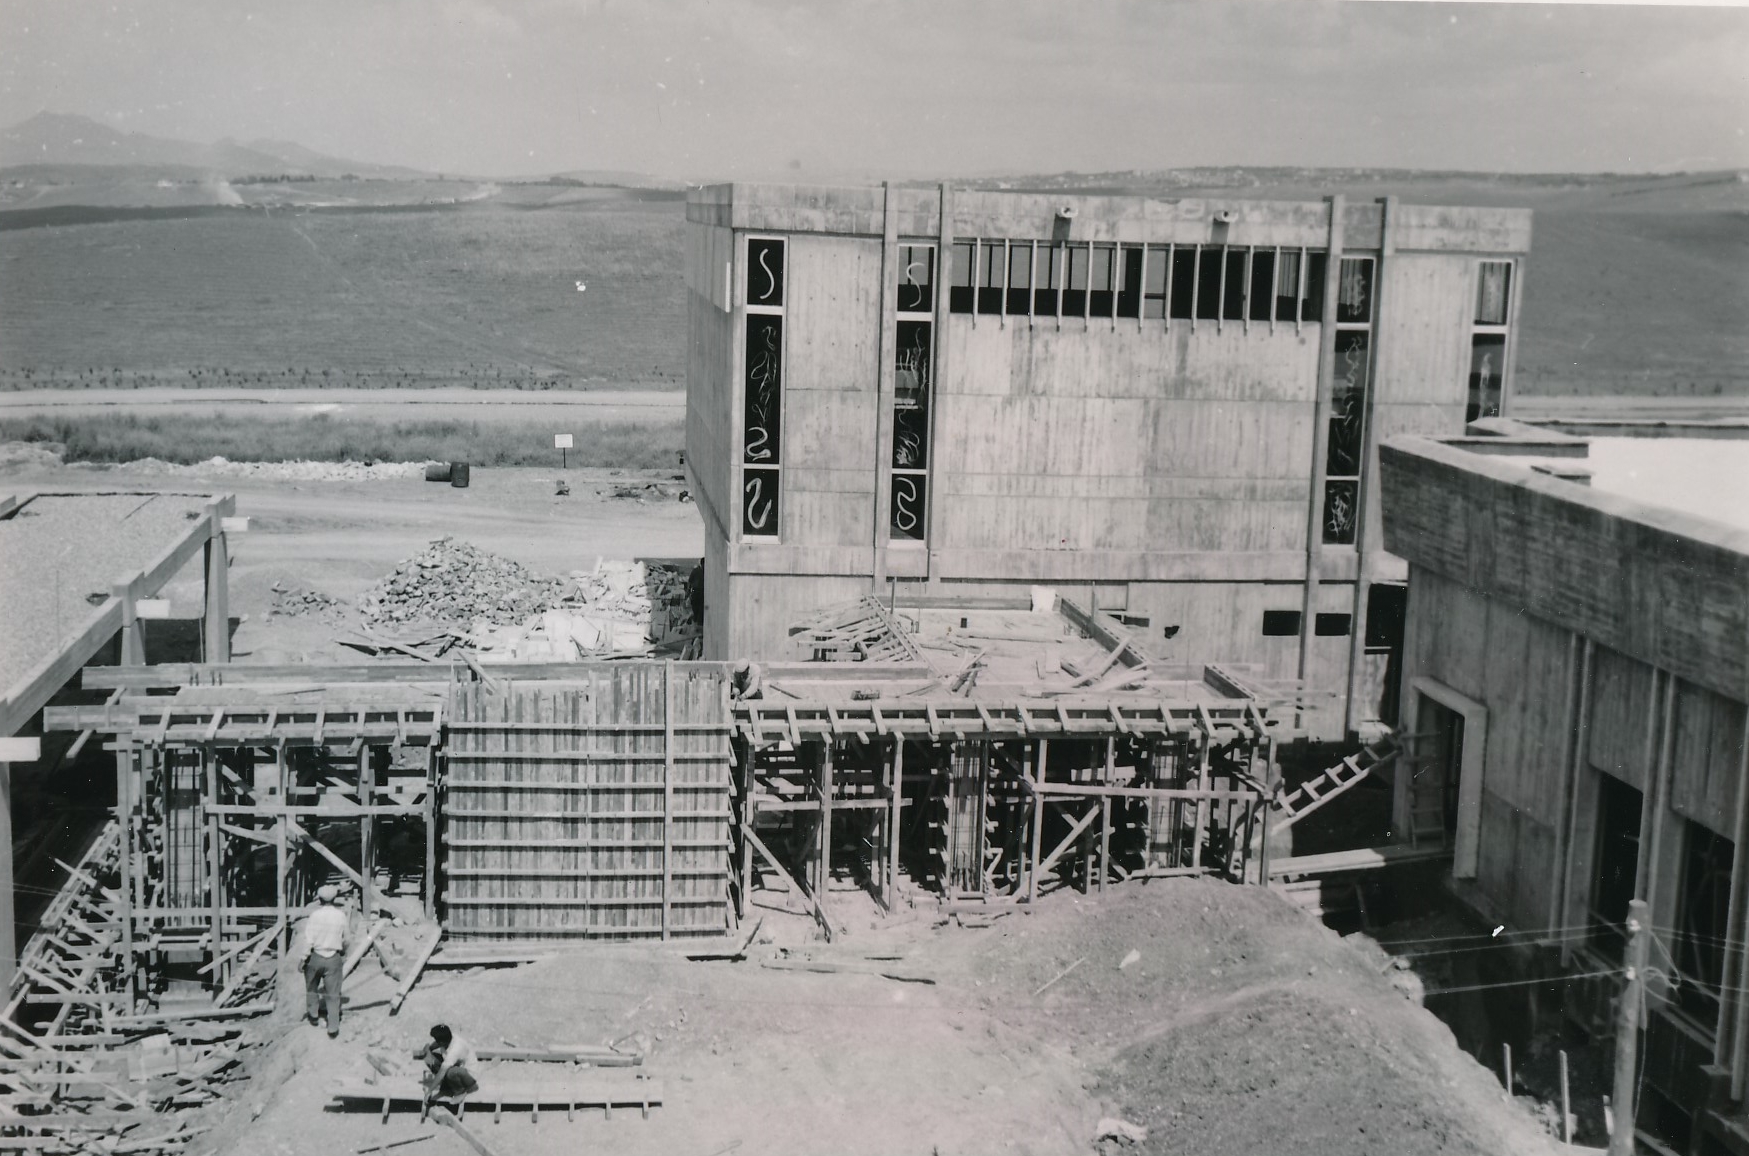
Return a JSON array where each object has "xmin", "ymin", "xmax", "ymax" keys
[
  {"xmin": 441, "ymin": 1035, "xmax": 477, "ymax": 1071},
  {"xmin": 306, "ymin": 905, "xmax": 347, "ymax": 956}
]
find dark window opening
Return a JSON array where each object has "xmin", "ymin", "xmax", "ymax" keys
[
  {"xmin": 742, "ymin": 466, "xmax": 780, "ymax": 537},
  {"xmin": 1118, "ymin": 613, "xmax": 1150, "ymax": 628},
  {"xmin": 1302, "ymin": 251, "xmax": 1327, "ymax": 321},
  {"xmin": 1336, "ymin": 256, "xmax": 1375, "ymax": 324},
  {"xmin": 1262, "ymin": 610, "xmax": 1302, "ymax": 636},
  {"xmin": 1467, "ymin": 333, "xmax": 1506, "ymax": 423},
  {"xmin": 1275, "ymin": 249, "xmax": 1301, "ymax": 322},
  {"xmin": 1326, "ymin": 330, "xmax": 1370, "ymax": 477},
  {"xmin": 743, "ymin": 313, "xmax": 783, "ymax": 465},
  {"xmin": 1063, "ymin": 244, "xmax": 1089, "ymax": 316},
  {"xmin": 746, "ymin": 238, "xmax": 785, "ymax": 307},
  {"xmin": 1676, "ymin": 822, "xmax": 1733, "ymax": 1023},
  {"xmin": 1169, "ymin": 246, "xmax": 1197, "ymax": 320},
  {"xmin": 890, "ymin": 473, "xmax": 926, "ymax": 540},
  {"xmin": 1116, "ymin": 246, "xmax": 1144, "ymax": 319},
  {"xmin": 1089, "ymin": 245, "xmax": 1115, "ymax": 317},
  {"xmin": 1314, "ymin": 613, "xmax": 1351, "ymax": 637},
  {"xmin": 1248, "ymin": 249, "xmax": 1275, "ymax": 322},
  {"xmin": 1142, "ymin": 246, "xmax": 1168, "ymax": 319},
  {"xmin": 1591, "ymin": 773, "xmax": 1643, "ymax": 964},
  {"xmin": 1364, "ymin": 583, "xmax": 1407, "ymax": 650},
  {"xmin": 1195, "ymin": 247, "xmax": 1222, "ymax": 321},
  {"xmin": 896, "ymin": 244, "xmax": 934, "ymax": 314},
  {"xmin": 1033, "ymin": 244, "xmax": 1062, "ymax": 316},
  {"xmin": 1006, "ymin": 241, "xmax": 1032, "ymax": 315},
  {"xmin": 892, "ymin": 320, "xmax": 931, "ymax": 470},
  {"xmin": 1322, "ymin": 478, "xmax": 1358, "ymax": 545},
  {"xmin": 977, "ymin": 240, "xmax": 1004, "ymax": 315},
  {"xmin": 949, "ymin": 241, "xmax": 974, "ymax": 313},
  {"xmin": 1222, "ymin": 248, "xmax": 1248, "ymax": 320}
]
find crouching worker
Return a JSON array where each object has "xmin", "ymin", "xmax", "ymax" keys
[
  {"xmin": 416, "ymin": 1024, "xmax": 479, "ymax": 1108},
  {"xmin": 295, "ymin": 884, "xmax": 349, "ymax": 1038}
]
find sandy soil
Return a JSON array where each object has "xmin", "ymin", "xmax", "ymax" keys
[
  {"xmin": 0, "ymin": 387, "xmax": 685, "ymax": 426},
  {"xmin": 201, "ymin": 881, "xmax": 1562, "ymax": 1156}
]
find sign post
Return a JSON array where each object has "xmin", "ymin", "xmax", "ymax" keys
[{"xmin": 555, "ymin": 433, "xmax": 573, "ymax": 470}]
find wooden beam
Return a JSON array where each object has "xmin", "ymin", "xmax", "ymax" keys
[
  {"xmin": 389, "ymin": 928, "xmax": 442, "ymax": 1015},
  {"xmin": 1033, "ymin": 804, "xmax": 1101, "ymax": 883}
]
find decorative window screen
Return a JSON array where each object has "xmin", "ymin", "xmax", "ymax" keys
[
  {"xmin": 1322, "ymin": 256, "xmax": 1375, "ymax": 545},
  {"xmin": 741, "ymin": 238, "xmax": 785, "ymax": 538},
  {"xmin": 891, "ymin": 243, "xmax": 936, "ymax": 542}
]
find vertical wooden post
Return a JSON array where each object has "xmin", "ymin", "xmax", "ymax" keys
[
  {"xmin": 739, "ymin": 743, "xmax": 755, "ymax": 922},
  {"xmin": 1028, "ymin": 739, "xmax": 1047, "ymax": 901},
  {"xmin": 817, "ymin": 740, "xmax": 834, "ymax": 926},
  {"xmin": 204, "ymin": 750, "xmax": 222, "ymax": 984},
  {"xmin": 1099, "ymin": 738, "xmax": 1114, "ymax": 894},
  {"xmin": 888, "ymin": 738, "xmax": 903, "ymax": 908},
  {"xmin": 661, "ymin": 661, "xmax": 674, "ymax": 941},
  {"xmin": 1342, "ymin": 196, "xmax": 1394, "ymax": 737},
  {"xmin": 871, "ymin": 181, "xmax": 899, "ymax": 591},
  {"xmin": 1259, "ymin": 738, "xmax": 1278, "ymax": 886},
  {"xmin": 1559, "ymin": 1049, "xmax": 1572, "ymax": 1143},
  {"xmin": 1609, "ymin": 899, "xmax": 1649, "ymax": 1156},
  {"xmin": 359, "ymin": 746, "xmax": 374, "ymax": 921},
  {"xmin": 423, "ymin": 747, "xmax": 437, "ymax": 921},
  {"xmin": 275, "ymin": 745, "xmax": 289, "ymax": 951},
  {"xmin": 114, "ymin": 573, "xmax": 145, "ymax": 666},
  {"xmin": 0, "ymin": 760, "xmax": 13, "ymax": 993},
  {"xmin": 203, "ymin": 510, "xmax": 230, "ymax": 664},
  {"xmin": 1191, "ymin": 732, "xmax": 1212, "ymax": 871},
  {"xmin": 116, "ymin": 749, "xmax": 134, "ymax": 992}
]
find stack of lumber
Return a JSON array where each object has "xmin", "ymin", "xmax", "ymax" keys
[{"xmin": 788, "ymin": 598, "xmax": 927, "ymax": 664}]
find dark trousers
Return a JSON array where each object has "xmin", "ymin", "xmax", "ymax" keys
[{"xmin": 304, "ymin": 951, "xmax": 343, "ymax": 1031}]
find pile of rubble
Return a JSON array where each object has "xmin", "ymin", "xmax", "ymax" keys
[
  {"xmin": 265, "ymin": 581, "xmax": 343, "ymax": 618},
  {"xmin": 468, "ymin": 559, "xmax": 702, "ymax": 660},
  {"xmin": 357, "ymin": 537, "xmax": 567, "ymax": 627}
]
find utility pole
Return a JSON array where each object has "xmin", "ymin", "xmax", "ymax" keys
[{"xmin": 1608, "ymin": 898, "xmax": 1650, "ymax": 1156}]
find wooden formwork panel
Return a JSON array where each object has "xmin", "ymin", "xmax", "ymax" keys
[{"xmin": 443, "ymin": 664, "xmax": 733, "ymax": 941}]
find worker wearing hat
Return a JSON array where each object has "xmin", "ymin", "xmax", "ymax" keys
[{"xmin": 296, "ymin": 884, "xmax": 350, "ymax": 1037}]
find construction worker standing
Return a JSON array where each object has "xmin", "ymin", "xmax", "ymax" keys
[{"xmin": 296, "ymin": 884, "xmax": 349, "ymax": 1037}]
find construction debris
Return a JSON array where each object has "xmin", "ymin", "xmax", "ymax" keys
[{"xmin": 358, "ymin": 538, "xmax": 567, "ymax": 627}]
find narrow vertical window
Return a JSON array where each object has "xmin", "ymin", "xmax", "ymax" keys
[
  {"xmin": 1063, "ymin": 244, "xmax": 1089, "ymax": 316},
  {"xmin": 1116, "ymin": 246, "xmax": 1144, "ymax": 319},
  {"xmin": 1275, "ymin": 248, "xmax": 1302, "ymax": 322},
  {"xmin": 1248, "ymin": 249, "xmax": 1275, "ymax": 323},
  {"xmin": 1195, "ymin": 246, "xmax": 1222, "ymax": 321},
  {"xmin": 949, "ymin": 241, "xmax": 974, "ymax": 314},
  {"xmin": 895, "ymin": 244, "xmax": 934, "ymax": 314},
  {"xmin": 1302, "ymin": 251, "xmax": 1327, "ymax": 321},
  {"xmin": 1089, "ymin": 245, "xmax": 1115, "ymax": 318},
  {"xmin": 1222, "ymin": 248, "xmax": 1248, "ymax": 321},
  {"xmin": 1469, "ymin": 260, "xmax": 1513, "ymax": 421},
  {"xmin": 891, "ymin": 245, "xmax": 935, "ymax": 542},
  {"xmin": 741, "ymin": 237, "xmax": 786, "ymax": 539},
  {"xmin": 977, "ymin": 240, "xmax": 1004, "ymax": 315},
  {"xmin": 1143, "ymin": 246, "xmax": 1169, "ymax": 319},
  {"xmin": 1321, "ymin": 254, "xmax": 1374, "ymax": 546},
  {"xmin": 1169, "ymin": 246, "xmax": 1196, "ymax": 321},
  {"xmin": 1033, "ymin": 244, "xmax": 1062, "ymax": 316},
  {"xmin": 1006, "ymin": 241, "xmax": 1032, "ymax": 315}
]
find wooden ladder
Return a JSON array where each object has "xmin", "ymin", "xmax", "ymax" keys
[
  {"xmin": 1407, "ymin": 751, "xmax": 1448, "ymax": 849},
  {"xmin": 1269, "ymin": 738, "xmax": 1398, "ymax": 837}
]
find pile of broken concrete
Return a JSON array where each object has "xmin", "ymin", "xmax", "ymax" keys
[{"xmin": 357, "ymin": 537, "xmax": 567, "ymax": 627}]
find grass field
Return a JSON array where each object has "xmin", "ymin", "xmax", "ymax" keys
[
  {"xmin": 0, "ymin": 412, "xmax": 683, "ymax": 468},
  {"xmin": 0, "ymin": 175, "xmax": 1744, "ymax": 399},
  {"xmin": 0, "ymin": 194, "xmax": 685, "ymax": 388}
]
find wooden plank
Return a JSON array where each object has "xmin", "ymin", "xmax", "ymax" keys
[
  {"xmin": 388, "ymin": 929, "xmax": 442, "ymax": 1014},
  {"xmin": 333, "ymin": 1078, "xmax": 663, "ymax": 1110},
  {"xmin": 430, "ymin": 1106, "xmax": 500, "ymax": 1156},
  {"xmin": 662, "ymin": 662, "xmax": 674, "ymax": 941}
]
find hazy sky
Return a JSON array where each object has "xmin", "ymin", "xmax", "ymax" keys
[{"xmin": 0, "ymin": 0, "xmax": 1744, "ymax": 179}]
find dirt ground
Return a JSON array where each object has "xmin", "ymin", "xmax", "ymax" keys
[{"xmin": 198, "ymin": 880, "xmax": 1562, "ymax": 1156}]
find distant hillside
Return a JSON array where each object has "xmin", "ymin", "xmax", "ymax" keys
[{"xmin": 0, "ymin": 112, "xmax": 427, "ymax": 179}]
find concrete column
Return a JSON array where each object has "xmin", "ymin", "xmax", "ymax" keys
[
  {"xmin": 1295, "ymin": 195, "xmax": 1345, "ymax": 727},
  {"xmin": 114, "ymin": 573, "xmax": 144, "ymax": 666},
  {"xmin": 204, "ymin": 517, "xmax": 230, "ymax": 664}
]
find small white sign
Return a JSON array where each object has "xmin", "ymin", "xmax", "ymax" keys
[
  {"xmin": 136, "ymin": 599, "xmax": 172, "ymax": 620},
  {"xmin": 554, "ymin": 434, "xmax": 574, "ymax": 449}
]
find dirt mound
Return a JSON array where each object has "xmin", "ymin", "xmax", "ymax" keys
[{"xmin": 358, "ymin": 536, "xmax": 566, "ymax": 627}]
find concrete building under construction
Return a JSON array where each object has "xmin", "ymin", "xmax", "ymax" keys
[{"xmin": 682, "ymin": 182, "xmax": 1532, "ymax": 739}]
